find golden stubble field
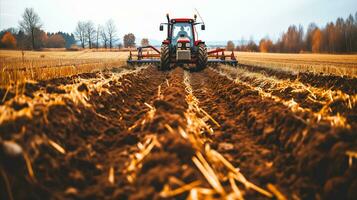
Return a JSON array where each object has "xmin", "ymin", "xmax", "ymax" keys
[
  {"xmin": 1, "ymin": 49, "xmax": 357, "ymax": 87},
  {"xmin": 0, "ymin": 50, "xmax": 129, "ymax": 87},
  {"xmin": 235, "ymin": 52, "xmax": 357, "ymax": 77}
]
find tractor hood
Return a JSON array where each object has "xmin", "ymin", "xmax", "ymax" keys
[{"xmin": 177, "ymin": 37, "xmax": 190, "ymax": 43}]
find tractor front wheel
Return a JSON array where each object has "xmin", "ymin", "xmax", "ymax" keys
[
  {"xmin": 196, "ymin": 44, "xmax": 208, "ymax": 71},
  {"xmin": 160, "ymin": 44, "xmax": 170, "ymax": 71}
]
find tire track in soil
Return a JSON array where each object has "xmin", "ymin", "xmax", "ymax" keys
[
  {"xmin": 0, "ymin": 65, "xmax": 169, "ymax": 200},
  {"xmin": 118, "ymin": 67, "xmax": 204, "ymax": 200},
  {"xmin": 189, "ymin": 67, "xmax": 357, "ymax": 200},
  {"xmin": 189, "ymin": 71, "xmax": 283, "ymax": 198},
  {"xmin": 120, "ymin": 68, "xmax": 280, "ymax": 200}
]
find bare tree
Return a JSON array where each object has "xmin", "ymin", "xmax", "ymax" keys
[
  {"xmin": 96, "ymin": 25, "xmax": 100, "ymax": 49},
  {"xmin": 19, "ymin": 8, "xmax": 42, "ymax": 49},
  {"xmin": 84, "ymin": 21, "xmax": 96, "ymax": 49},
  {"xmin": 74, "ymin": 21, "xmax": 86, "ymax": 48},
  {"xmin": 100, "ymin": 25, "xmax": 108, "ymax": 48},
  {"xmin": 106, "ymin": 19, "xmax": 117, "ymax": 49}
]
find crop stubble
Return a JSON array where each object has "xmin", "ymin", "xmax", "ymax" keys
[{"xmin": 0, "ymin": 64, "xmax": 356, "ymax": 200}]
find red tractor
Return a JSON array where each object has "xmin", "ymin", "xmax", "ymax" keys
[
  {"xmin": 159, "ymin": 14, "xmax": 207, "ymax": 71},
  {"xmin": 128, "ymin": 14, "xmax": 237, "ymax": 71}
]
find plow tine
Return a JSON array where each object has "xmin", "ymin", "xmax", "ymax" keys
[
  {"xmin": 127, "ymin": 59, "xmax": 160, "ymax": 65},
  {"xmin": 207, "ymin": 59, "xmax": 238, "ymax": 66}
]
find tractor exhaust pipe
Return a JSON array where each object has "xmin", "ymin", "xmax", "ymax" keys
[
  {"xmin": 166, "ymin": 13, "xmax": 171, "ymax": 41},
  {"xmin": 166, "ymin": 13, "xmax": 170, "ymax": 23}
]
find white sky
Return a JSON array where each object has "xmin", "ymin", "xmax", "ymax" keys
[{"xmin": 0, "ymin": 0, "xmax": 356, "ymax": 42}]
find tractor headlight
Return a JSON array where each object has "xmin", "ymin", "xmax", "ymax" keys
[
  {"xmin": 185, "ymin": 43, "xmax": 190, "ymax": 48},
  {"xmin": 177, "ymin": 43, "xmax": 182, "ymax": 48}
]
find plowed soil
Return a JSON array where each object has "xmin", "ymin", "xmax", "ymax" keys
[{"xmin": 0, "ymin": 65, "xmax": 356, "ymax": 200}]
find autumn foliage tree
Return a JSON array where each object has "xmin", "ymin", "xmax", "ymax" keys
[
  {"xmin": 259, "ymin": 38, "xmax": 273, "ymax": 52},
  {"xmin": 47, "ymin": 34, "xmax": 65, "ymax": 48},
  {"xmin": 123, "ymin": 33, "xmax": 136, "ymax": 48},
  {"xmin": 279, "ymin": 25, "xmax": 304, "ymax": 53},
  {"xmin": 1, "ymin": 32, "xmax": 17, "ymax": 49},
  {"xmin": 31, "ymin": 28, "xmax": 48, "ymax": 48},
  {"xmin": 226, "ymin": 41, "xmax": 235, "ymax": 51},
  {"xmin": 312, "ymin": 28, "xmax": 322, "ymax": 53},
  {"xmin": 141, "ymin": 38, "xmax": 149, "ymax": 46},
  {"xmin": 236, "ymin": 12, "xmax": 357, "ymax": 53}
]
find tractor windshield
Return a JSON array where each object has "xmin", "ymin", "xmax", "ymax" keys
[{"xmin": 172, "ymin": 23, "xmax": 193, "ymax": 46}]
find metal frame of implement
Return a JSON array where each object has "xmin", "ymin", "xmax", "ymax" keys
[{"xmin": 127, "ymin": 47, "xmax": 238, "ymax": 66}]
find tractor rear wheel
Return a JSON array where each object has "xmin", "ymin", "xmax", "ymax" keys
[
  {"xmin": 196, "ymin": 44, "xmax": 208, "ymax": 71},
  {"xmin": 160, "ymin": 44, "xmax": 170, "ymax": 71}
]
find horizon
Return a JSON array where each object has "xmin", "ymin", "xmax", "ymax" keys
[{"xmin": 0, "ymin": 0, "xmax": 356, "ymax": 43}]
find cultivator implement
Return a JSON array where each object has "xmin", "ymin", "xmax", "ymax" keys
[
  {"xmin": 127, "ymin": 45, "xmax": 161, "ymax": 65},
  {"xmin": 127, "ymin": 47, "xmax": 238, "ymax": 66},
  {"xmin": 127, "ymin": 14, "xmax": 238, "ymax": 70},
  {"xmin": 207, "ymin": 48, "xmax": 238, "ymax": 66}
]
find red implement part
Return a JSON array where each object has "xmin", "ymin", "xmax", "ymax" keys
[
  {"xmin": 129, "ymin": 45, "xmax": 161, "ymax": 61},
  {"xmin": 140, "ymin": 45, "xmax": 160, "ymax": 54},
  {"xmin": 208, "ymin": 48, "xmax": 236, "ymax": 61},
  {"xmin": 208, "ymin": 48, "xmax": 225, "ymax": 54}
]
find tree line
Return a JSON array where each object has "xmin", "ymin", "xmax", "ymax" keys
[
  {"xmin": 74, "ymin": 20, "xmax": 118, "ymax": 49},
  {"xmin": 74, "ymin": 19, "xmax": 139, "ymax": 49},
  {"xmin": 0, "ymin": 8, "xmax": 76, "ymax": 49},
  {"xmin": 0, "ymin": 28, "xmax": 76, "ymax": 49},
  {"xmin": 0, "ymin": 7, "xmax": 141, "ymax": 50},
  {"xmin": 228, "ymin": 12, "xmax": 357, "ymax": 53}
]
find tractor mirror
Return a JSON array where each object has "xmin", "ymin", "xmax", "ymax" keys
[
  {"xmin": 160, "ymin": 25, "xmax": 164, "ymax": 31},
  {"xmin": 201, "ymin": 24, "xmax": 205, "ymax": 30}
]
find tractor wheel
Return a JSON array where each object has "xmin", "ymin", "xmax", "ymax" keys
[
  {"xmin": 196, "ymin": 44, "xmax": 208, "ymax": 71},
  {"xmin": 160, "ymin": 44, "xmax": 170, "ymax": 71}
]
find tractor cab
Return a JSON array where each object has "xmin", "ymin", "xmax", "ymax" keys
[
  {"xmin": 160, "ymin": 16, "xmax": 205, "ymax": 49},
  {"xmin": 171, "ymin": 22, "xmax": 193, "ymax": 47}
]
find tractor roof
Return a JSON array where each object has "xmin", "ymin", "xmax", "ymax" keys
[{"xmin": 171, "ymin": 18, "xmax": 195, "ymax": 23}]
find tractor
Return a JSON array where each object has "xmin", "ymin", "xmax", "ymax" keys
[
  {"xmin": 159, "ymin": 14, "xmax": 207, "ymax": 71},
  {"xmin": 127, "ymin": 14, "xmax": 238, "ymax": 70}
]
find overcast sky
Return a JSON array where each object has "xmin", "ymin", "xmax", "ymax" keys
[{"xmin": 0, "ymin": 0, "xmax": 356, "ymax": 42}]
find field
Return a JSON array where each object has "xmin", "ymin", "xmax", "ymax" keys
[
  {"xmin": 0, "ymin": 50, "xmax": 128, "ymax": 86},
  {"xmin": 0, "ymin": 50, "xmax": 357, "ymax": 200},
  {"xmin": 235, "ymin": 52, "xmax": 357, "ymax": 77}
]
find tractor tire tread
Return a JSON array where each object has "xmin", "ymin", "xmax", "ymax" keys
[
  {"xmin": 160, "ymin": 44, "xmax": 170, "ymax": 70},
  {"xmin": 197, "ymin": 44, "xmax": 208, "ymax": 71}
]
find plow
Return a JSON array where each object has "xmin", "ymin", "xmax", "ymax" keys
[{"xmin": 127, "ymin": 14, "xmax": 238, "ymax": 70}]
